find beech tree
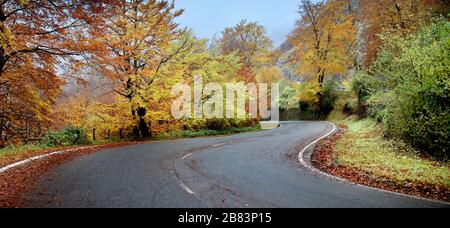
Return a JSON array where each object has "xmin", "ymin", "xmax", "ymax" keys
[
  {"xmin": 89, "ymin": 0, "xmax": 190, "ymax": 138},
  {"xmin": 290, "ymin": 0, "xmax": 356, "ymax": 88},
  {"xmin": 220, "ymin": 20, "xmax": 276, "ymax": 83},
  {"xmin": 0, "ymin": 0, "xmax": 116, "ymax": 145}
]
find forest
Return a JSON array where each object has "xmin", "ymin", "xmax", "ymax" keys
[{"xmin": 0, "ymin": 0, "xmax": 449, "ymax": 163}]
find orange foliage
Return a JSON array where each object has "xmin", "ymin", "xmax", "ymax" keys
[
  {"xmin": 358, "ymin": 0, "xmax": 449, "ymax": 67},
  {"xmin": 0, "ymin": 0, "xmax": 118, "ymax": 145},
  {"xmin": 87, "ymin": 0, "xmax": 187, "ymax": 138}
]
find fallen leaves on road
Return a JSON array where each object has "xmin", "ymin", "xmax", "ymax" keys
[
  {"xmin": 0, "ymin": 142, "xmax": 144, "ymax": 208},
  {"xmin": 311, "ymin": 126, "xmax": 450, "ymax": 202}
]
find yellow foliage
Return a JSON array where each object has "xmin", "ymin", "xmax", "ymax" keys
[
  {"xmin": 290, "ymin": 0, "xmax": 355, "ymax": 85},
  {"xmin": 297, "ymin": 83, "xmax": 321, "ymax": 105}
]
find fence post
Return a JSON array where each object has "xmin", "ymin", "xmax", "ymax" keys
[{"xmin": 92, "ymin": 128, "xmax": 96, "ymax": 141}]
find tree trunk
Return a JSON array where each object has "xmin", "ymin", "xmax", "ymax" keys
[
  {"xmin": 0, "ymin": 127, "xmax": 4, "ymax": 148},
  {"xmin": 133, "ymin": 107, "xmax": 151, "ymax": 139}
]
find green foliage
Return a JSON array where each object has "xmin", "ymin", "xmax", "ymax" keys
[
  {"xmin": 43, "ymin": 127, "xmax": 89, "ymax": 147},
  {"xmin": 316, "ymin": 80, "xmax": 339, "ymax": 119},
  {"xmin": 280, "ymin": 80, "xmax": 339, "ymax": 120},
  {"xmin": 366, "ymin": 92, "xmax": 390, "ymax": 122},
  {"xmin": 351, "ymin": 71, "xmax": 380, "ymax": 103},
  {"xmin": 350, "ymin": 71, "xmax": 384, "ymax": 118},
  {"xmin": 280, "ymin": 85, "xmax": 299, "ymax": 110},
  {"xmin": 373, "ymin": 19, "xmax": 450, "ymax": 159}
]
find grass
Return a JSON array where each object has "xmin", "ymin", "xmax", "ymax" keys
[
  {"xmin": 333, "ymin": 117, "xmax": 450, "ymax": 187},
  {"xmin": 0, "ymin": 140, "xmax": 118, "ymax": 166},
  {"xmin": 0, "ymin": 143, "xmax": 51, "ymax": 158}
]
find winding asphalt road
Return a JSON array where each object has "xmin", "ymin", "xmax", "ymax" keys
[{"xmin": 25, "ymin": 122, "xmax": 448, "ymax": 208}]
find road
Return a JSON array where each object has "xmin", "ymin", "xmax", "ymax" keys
[{"xmin": 24, "ymin": 121, "xmax": 448, "ymax": 208}]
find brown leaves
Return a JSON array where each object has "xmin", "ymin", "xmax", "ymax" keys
[
  {"xmin": 0, "ymin": 141, "xmax": 143, "ymax": 208},
  {"xmin": 311, "ymin": 125, "xmax": 450, "ymax": 202},
  {"xmin": 358, "ymin": 0, "xmax": 448, "ymax": 67}
]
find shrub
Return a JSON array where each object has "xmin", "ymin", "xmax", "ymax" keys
[
  {"xmin": 351, "ymin": 71, "xmax": 384, "ymax": 118},
  {"xmin": 315, "ymin": 80, "xmax": 338, "ymax": 119},
  {"xmin": 44, "ymin": 126, "xmax": 89, "ymax": 147},
  {"xmin": 342, "ymin": 99, "xmax": 358, "ymax": 115},
  {"xmin": 181, "ymin": 119, "xmax": 207, "ymax": 131},
  {"xmin": 280, "ymin": 85, "xmax": 300, "ymax": 110},
  {"xmin": 375, "ymin": 19, "xmax": 450, "ymax": 159},
  {"xmin": 366, "ymin": 92, "xmax": 390, "ymax": 123},
  {"xmin": 206, "ymin": 118, "xmax": 232, "ymax": 131}
]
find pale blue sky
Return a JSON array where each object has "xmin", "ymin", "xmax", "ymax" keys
[{"xmin": 175, "ymin": 0, "xmax": 302, "ymax": 47}]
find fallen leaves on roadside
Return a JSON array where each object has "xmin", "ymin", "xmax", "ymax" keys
[
  {"xmin": 311, "ymin": 126, "xmax": 450, "ymax": 202},
  {"xmin": 0, "ymin": 142, "xmax": 144, "ymax": 208}
]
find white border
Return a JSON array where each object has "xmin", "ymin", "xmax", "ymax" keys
[
  {"xmin": 298, "ymin": 121, "xmax": 450, "ymax": 206},
  {"xmin": 0, "ymin": 147, "xmax": 93, "ymax": 173}
]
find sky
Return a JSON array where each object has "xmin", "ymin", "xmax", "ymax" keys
[{"xmin": 174, "ymin": 0, "xmax": 302, "ymax": 47}]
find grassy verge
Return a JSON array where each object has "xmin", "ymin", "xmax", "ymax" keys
[
  {"xmin": 0, "ymin": 139, "xmax": 128, "ymax": 168},
  {"xmin": 333, "ymin": 118, "xmax": 450, "ymax": 187},
  {"xmin": 0, "ymin": 144, "xmax": 51, "ymax": 159}
]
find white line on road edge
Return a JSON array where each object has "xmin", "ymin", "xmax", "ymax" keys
[
  {"xmin": 0, "ymin": 146, "xmax": 92, "ymax": 173},
  {"xmin": 298, "ymin": 122, "xmax": 341, "ymax": 181},
  {"xmin": 181, "ymin": 153, "xmax": 193, "ymax": 160},
  {"xmin": 298, "ymin": 121, "xmax": 450, "ymax": 206},
  {"xmin": 180, "ymin": 182, "xmax": 195, "ymax": 194},
  {"xmin": 213, "ymin": 143, "xmax": 227, "ymax": 147}
]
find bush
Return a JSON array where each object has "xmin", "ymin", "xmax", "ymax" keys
[
  {"xmin": 44, "ymin": 126, "xmax": 89, "ymax": 147},
  {"xmin": 181, "ymin": 119, "xmax": 206, "ymax": 131},
  {"xmin": 375, "ymin": 19, "xmax": 450, "ymax": 159},
  {"xmin": 315, "ymin": 80, "xmax": 338, "ymax": 119},
  {"xmin": 229, "ymin": 118, "xmax": 244, "ymax": 128},
  {"xmin": 351, "ymin": 71, "xmax": 384, "ymax": 118},
  {"xmin": 366, "ymin": 92, "xmax": 390, "ymax": 122},
  {"xmin": 206, "ymin": 118, "xmax": 232, "ymax": 131}
]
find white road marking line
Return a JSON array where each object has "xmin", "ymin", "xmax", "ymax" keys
[
  {"xmin": 298, "ymin": 122, "xmax": 338, "ymax": 179},
  {"xmin": 181, "ymin": 153, "xmax": 193, "ymax": 160},
  {"xmin": 180, "ymin": 182, "xmax": 195, "ymax": 194},
  {"xmin": 0, "ymin": 147, "xmax": 91, "ymax": 173},
  {"xmin": 213, "ymin": 143, "xmax": 227, "ymax": 147},
  {"xmin": 298, "ymin": 121, "xmax": 450, "ymax": 206}
]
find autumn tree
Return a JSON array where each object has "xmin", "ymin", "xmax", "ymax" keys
[
  {"xmin": 52, "ymin": 91, "xmax": 134, "ymax": 140},
  {"xmin": 0, "ymin": 0, "xmax": 116, "ymax": 146},
  {"xmin": 88, "ymin": 0, "xmax": 191, "ymax": 138},
  {"xmin": 290, "ymin": 0, "xmax": 356, "ymax": 88},
  {"xmin": 220, "ymin": 20, "xmax": 277, "ymax": 83},
  {"xmin": 359, "ymin": 0, "xmax": 450, "ymax": 67},
  {"xmin": 142, "ymin": 32, "xmax": 243, "ymax": 132},
  {"xmin": 53, "ymin": 31, "xmax": 242, "ymax": 138}
]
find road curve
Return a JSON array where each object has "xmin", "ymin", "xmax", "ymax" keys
[{"xmin": 24, "ymin": 122, "xmax": 449, "ymax": 208}]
